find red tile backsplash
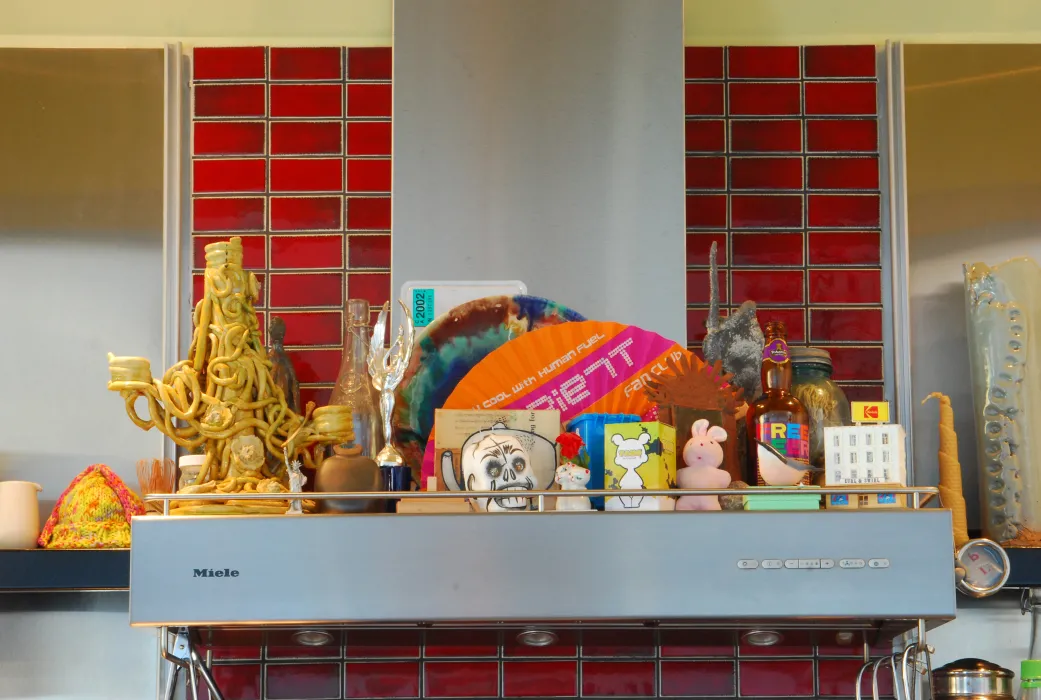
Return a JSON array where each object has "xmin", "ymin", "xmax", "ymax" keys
[
  {"xmin": 424, "ymin": 630, "xmax": 500, "ymax": 658},
  {"xmin": 269, "ymin": 272, "xmax": 345, "ymax": 308},
  {"xmin": 806, "ymin": 119, "xmax": 878, "ymax": 152},
  {"xmin": 582, "ymin": 629, "xmax": 656, "ymax": 658},
  {"xmin": 347, "ymin": 197, "xmax": 392, "ymax": 230},
  {"xmin": 346, "ymin": 662, "xmax": 421, "ymax": 699},
  {"xmin": 582, "ymin": 661, "xmax": 655, "ymax": 697},
  {"xmin": 728, "ymin": 82, "xmax": 801, "ymax": 116},
  {"xmin": 424, "ymin": 662, "xmax": 499, "ymax": 698},
  {"xmin": 659, "ymin": 630, "xmax": 737, "ymax": 658},
  {"xmin": 291, "ymin": 348, "xmax": 343, "ymax": 384},
  {"xmin": 730, "ymin": 157, "xmax": 804, "ymax": 190},
  {"xmin": 271, "ymin": 158, "xmax": 345, "ymax": 193},
  {"xmin": 757, "ymin": 308, "xmax": 807, "ymax": 342},
  {"xmin": 808, "ymin": 231, "xmax": 881, "ymax": 266},
  {"xmin": 347, "ymin": 84, "xmax": 393, "ymax": 117},
  {"xmin": 731, "ymin": 232, "xmax": 804, "ymax": 267},
  {"xmin": 349, "ymin": 234, "xmax": 392, "ymax": 269},
  {"xmin": 193, "ymin": 197, "xmax": 266, "ymax": 231},
  {"xmin": 805, "ymin": 82, "xmax": 877, "ymax": 116},
  {"xmin": 728, "ymin": 46, "xmax": 801, "ymax": 79},
  {"xmin": 195, "ymin": 83, "xmax": 267, "ymax": 118},
  {"xmin": 730, "ymin": 120, "xmax": 803, "ymax": 152},
  {"xmin": 730, "ymin": 194, "xmax": 803, "ymax": 228},
  {"xmin": 685, "ymin": 156, "xmax": 727, "ymax": 189},
  {"xmin": 347, "ymin": 122, "xmax": 393, "ymax": 156},
  {"xmin": 685, "ymin": 82, "xmax": 726, "ymax": 116},
  {"xmin": 270, "ymin": 196, "xmax": 344, "ymax": 231},
  {"xmin": 270, "ymin": 47, "xmax": 344, "ymax": 81},
  {"xmin": 807, "ymin": 194, "xmax": 880, "ymax": 228},
  {"xmin": 685, "ymin": 47, "xmax": 725, "ymax": 79},
  {"xmin": 502, "ymin": 661, "xmax": 577, "ymax": 697},
  {"xmin": 279, "ymin": 311, "xmax": 344, "ymax": 347},
  {"xmin": 270, "ymin": 234, "xmax": 345, "ymax": 269},
  {"xmin": 346, "ymin": 631, "xmax": 422, "ymax": 658},
  {"xmin": 348, "ymin": 47, "xmax": 393, "ymax": 80},
  {"xmin": 807, "ymin": 157, "xmax": 880, "ymax": 190},
  {"xmin": 804, "ymin": 45, "xmax": 877, "ymax": 79},
  {"xmin": 266, "ymin": 663, "xmax": 342, "ymax": 700},
  {"xmin": 686, "ymin": 194, "xmax": 728, "ymax": 229},
  {"xmin": 347, "ymin": 159, "xmax": 393, "ymax": 192},
  {"xmin": 732, "ymin": 269, "xmax": 806, "ymax": 305},
  {"xmin": 660, "ymin": 661, "xmax": 735, "ymax": 697},
  {"xmin": 810, "ymin": 307, "xmax": 883, "ymax": 342},
  {"xmin": 686, "ymin": 270, "xmax": 728, "ymax": 305},
  {"xmin": 809, "ymin": 269, "xmax": 882, "ymax": 304},
  {"xmin": 686, "ymin": 232, "xmax": 727, "ymax": 267},
  {"xmin": 739, "ymin": 660, "xmax": 815, "ymax": 697},
  {"xmin": 211, "ymin": 664, "xmax": 263, "ymax": 700},
  {"xmin": 685, "ymin": 119, "xmax": 726, "ymax": 152},
  {"xmin": 271, "ymin": 121, "xmax": 345, "ymax": 155},
  {"xmin": 195, "ymin": 121, "xmax": 267, "ymax": 156},
  {"xmin": 194, "ymin": 47, "xmax": 266, "ymax": 81},
  {"xmin": 271, "ymin": 84, "xmax": 345, "ymax": 118},
  {"xmin": 817, "ymin": 658, "xmax": 894, "ymax": 697},
  {"xmin": 348, "ymin": 272, "xmax": 392, "ymax": 310},
  {"xmin": 193, "ymin": 158, "xmax": 267, "ymax": 193},
  {"xmin": 822, "ymin": 345, "xmax": 884, "ymax": 381}
]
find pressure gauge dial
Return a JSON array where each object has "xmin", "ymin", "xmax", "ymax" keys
[{"xmin": 955, "ymin": 538, "xmax": 1010, "ymax": 598}]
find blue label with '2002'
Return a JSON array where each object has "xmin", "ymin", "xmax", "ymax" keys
[{"xmin": 412, "ymin": 288, "xmax": 435, "ymax": 327}]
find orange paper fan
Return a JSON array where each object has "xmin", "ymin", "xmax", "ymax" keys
[{"xmin": 422, "ymin": 321, "xmax": 699, "ymax": 477}]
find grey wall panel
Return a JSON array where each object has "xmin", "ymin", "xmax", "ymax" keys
[{"xmin": 392, "ymin": 0, "xmax": 686, "ymax": 344}]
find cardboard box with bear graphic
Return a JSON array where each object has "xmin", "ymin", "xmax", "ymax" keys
[{"xmin": 603, "ymin": 421, "xmax": 676, "ymax": 511}]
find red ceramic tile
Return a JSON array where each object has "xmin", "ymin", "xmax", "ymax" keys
[
  {"xmin": 731, "ymin": 232, "xmax": 804, "ymax": 266},
  {"xmin": 685, "ymin": 120, "xmax": 726, "ymax": 152},
  {"xmin": 687, "ymin": 270, "xmax": 728, "ymax": 305},
  {"xmin": 818, "ymin": 658, "xmax": 894, "ymax": 697},
  {"xmin": 271, "ymin": 121, "xmax": 344, "ymax": 155},
  {"xmin": 739, "ymin": 630, "xmax": 814, "ymax": 656},
  {"xmin": 300, "ymin": 385, "xmax": 333, "ymax": 408},
  {"xmin": 730, "ymin": 120, "xmax": 802, "ymax": 152},
  {"xmin": 806, "ymin": 119, "xmax": 878, "ymax": 152},
  {"xmin": 346, "ymin": 631, "xmax": 422, "ymax": 658},
  {"xmin": 266, "ymin": 629, "xmax": 343, "ymax": 659},
  {"xmin": 731, "ymin": 270, "xmax": 805, "ymax": 305},
  {"xmin": 659, "ymin": 630, "xmax": 737, "ymax": 657},
  {"xmin": 192, "ymin": 273, "xmax": 205, "ymax": 303},
  {"xmin": 804, "ymin": 45, "xmax": 877, "ymax": 79},
  {"xmin": 809, "ymin": 269, "xmax": 881, "ymax": 304},
  {"xmin": 757, "ymin": 308, "xmax": 806, "ymax": 342},
  {"xmin": 504, "ymin": 630, "xmax": 579, "ymax": 658},
  {"xmin": 349, "ymin": 47, "xmax": 393, "ymax": 80},
  {"xmin": 269, "ymin": 272, "xmax": 344, "ymax": 308},
  {"xmin": 808, "ymin": 194, "xmax": 880, "ymax": 228},
  {"xmin": 193, "ymin": 47, "xmax": 265, "ymax": 81},
  {"xmin": 808, "ymin": 157, "xmax": 879, "ymax": 190},
  {"xmin": 347, "ymin": 159, "xmax": 392, "ymax": 192},
  {"xmin": 209, "ymin": 664, "xmax": 262, "ymax": 700},
  {"xmin": 730, "ymin": 157, "xmax": 803, "ymax": 190},
  {"xmin": 347, "ymin": 83, "xmax": 393, "ymax": 117},
  {"xmin": 728, "ymin": 46, "xmax": 800, "ymax": 79},
  {"xmin": 739, "ymin": 660, "xmax": 814, "ymax": 697},
  {"xmin": 348, "ymin": 273, "xmax": 391, "ymax": 309},
  {"xmin": 193, "ymin": 159, "xmax": 266, "ymax": 194},
  {"xmin": 349, "ymin": 234, "xmax": 391, "ymax": 269},
  {"xmin": 503, "ymin": 661, "xmax": 577, "ymax": 697},
  {"xmin": 270, "ymin": 234, "xmax": 344, "ymax": 269},
  {"xmin": 270, "ymin": 196, "xmax": 343, "ymax": 231},
  {"xmin": 686, "ymin": 156, "xmax": 726, "ymax": 189},
  {"xmin": 195, "ymin": 84, "xmax": 266, "ymax": 118},
  {"xmin": 840, "ymin": 383, "xmax": 886, "ymax": 402},
  {"xmin": 348, "ymin": 121, "xmax": 392, "ymax": 156},
  {"xmin": 731, "ymin": 194, "xmax": 803, "ymax": 229},
  {"xmin": 204, "ymin": 629, "xmax": 263, "ymax": 660},
  {"xmin": 347, "ymin": 197, "xmax": 392, "ymax": 230},
  {"xmin": 811, "ymin": 307, "xmax": 883, "ymax": 342},
  {"xmin": 266, "ymin": 663, "xmax": 341, "ymax": 699},
  {"xmin": 194, "ymin": 122, "xmax": 266, "ymax": 156},
  {"xmin": 193, "ymin": 197, "xmax": 265, "ymax": 231},
  {"xmin": 193, "ymin": 234, "xmax": 266, "ymax": 269},
  {"xmin": 280, "ymin": 311, "xmax": 343, "ymax": 346},
  {"xmin": 270, "ymin": 47, "xmax": 343, "ymax": 81},
  {"xmin": 685, "ymin": 47, "xmax": 724, "ymax": 79},
  {"xmin": 581, "ymin": 661, "xmax": 655, "ymax": 697},
  {"xmin": 582, "ymin": 629, "xmax": 655, "ymax": 657},
  {"xmin": 291, "ymin": 348, "xmax": 342, "ymax": 384},
  {"xmin": 687, "ymin": 307, "xmax": 718, "ymax": 345},
  {"xmin": 425, "ymin": 662, "xmax": 499, "ymax": 698},
  {"xmin": 686, "ymin": 232, "xmax": 727, "ymax": 266},
  {"xmin": 661, "ymin": 661, "xmax": 734, "ymax": 697},
  {"xmin": 424, "ymin": 629, "xmax": 499, "ymax": 657},
  {"xmin": 686, "ymin": 194, "xmax": 727, "ymax": 228},
  {"xmin": 729, "ymin": 82, "xmax": 801, "ymax": 116},
  {"xmin": 271, "ymin": 158, "xmax": 344, "ymax": 193},
  {"xmin": 820, "ymin": 346, "xmax": 884, "ymax": 381},
  {"xmin": 346, "ymin": 662, "xmax": 420, "ymax": 698},
  {"xmin": 805, "ymin": 82, "xmax": 877, "ymax": 115},
  {"xmin": 271, "ymin": 84, "xmax": 344, "ymax": 118},
  {"xmin": 808, "ymin": 231, "xmax": 881, "ymax": 266},
  {"xmin": 685, "ymin": 83, "xmax": 725, "ymax": 116},
  {"xmin": 816, "ymin": 631, "xmax": 890, "ymax": 656}
]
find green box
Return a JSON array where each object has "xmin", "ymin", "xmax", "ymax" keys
[
  {"xmin": 603, "ymin": 422, "xmax": 676, "ymax": 511},
  {"xmin": 743, "ymin": 487, "xmax": 821, "ymax": 511}
]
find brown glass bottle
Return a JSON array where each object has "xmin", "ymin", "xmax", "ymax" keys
[{"xmin": 745, "ymin": 322, "xmax": 811, "ymax": 486}]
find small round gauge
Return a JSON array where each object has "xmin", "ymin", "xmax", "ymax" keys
[{"xmin": 956, "ymin": 538, "xmax": 1011, "ymax": 598}]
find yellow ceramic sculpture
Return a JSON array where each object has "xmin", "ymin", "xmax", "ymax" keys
[{"xmin": 107, "ymin": 237, "xmax": 353, "ymax": 514}]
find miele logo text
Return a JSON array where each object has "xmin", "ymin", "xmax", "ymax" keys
[{"xmin": 193, "ymin": 568, "xmax": 239, "ymax": 578}]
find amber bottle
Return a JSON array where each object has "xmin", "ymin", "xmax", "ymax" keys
[{"xmin": 745, "ymin": 321, "xmax": 810, "ymax": 485}]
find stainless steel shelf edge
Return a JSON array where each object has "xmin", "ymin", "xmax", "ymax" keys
[{"xmin": 130, "ymin": 510, "xmax": 955, "ymax": 629}]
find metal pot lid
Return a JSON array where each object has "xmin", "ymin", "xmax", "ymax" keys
[{"xmin": 934, "ymin": 658, "xmax": 1015, "ymax": 678}]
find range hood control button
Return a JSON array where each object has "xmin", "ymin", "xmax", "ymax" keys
[
  {"xmin": 798, "ymin": 559, "xmax": 821, "ymax": 569},
  {"xmin": 839, "ymin": 559, "xmax": 866, "ymax": 569},
  {"xmin": 761, "ymin": 559, "xmax": 783, "ymax": 569},
  {"xmin": 868, "ymin": 558, "xmax": 890, "ymax": 569},
  {"xmin": 784, "ymin": 559, "xmax": 799, "ymax": 569},
  {"xmin": 820, "ymin": 559, "xmax": 835, "ymax": 569},
  {"xmin": 737, "ymin": 559, "xmax": 759, "ymax": 569}
]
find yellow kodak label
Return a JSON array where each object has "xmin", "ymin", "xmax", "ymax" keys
[{"xmin": 851, "ymin": 401, "xmax": 890, "ymax": 423}]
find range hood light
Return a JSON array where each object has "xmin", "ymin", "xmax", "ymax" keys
[
  {"xmin": 835, "ymin": 631, "xmax": 855, "ymax": 645},
  {"xmin": 741, "ymin": 630, "xmax": 784, "ymax": 647},
  {"xmin": 292, "ymin": 630, "xmax": 335, "ymax": 647},
  {"xmin": 516, "ymin": 629, "xmax": 558, "ymax": 647}
]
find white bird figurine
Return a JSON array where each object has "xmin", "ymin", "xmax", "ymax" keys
[{"xmin": 755, "ymin": 440, "xmax": 822, "ymax": 486}]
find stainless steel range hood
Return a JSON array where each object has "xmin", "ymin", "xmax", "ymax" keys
[{"xmin": 129, "ymin": 498, "xmax": 956, "ymax": 639}]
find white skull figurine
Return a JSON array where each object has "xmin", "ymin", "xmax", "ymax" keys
[{"xmin": 442, "ymin": 423, "xmax": 543, "ymax": 512}]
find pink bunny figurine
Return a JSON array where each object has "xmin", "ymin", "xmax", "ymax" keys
[{"xmin": 676, "ymin": 419, "xmax": 730, "ymax": 511}]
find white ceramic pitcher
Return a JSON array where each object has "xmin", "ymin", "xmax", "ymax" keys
[{"xmin": 0, "ymin": 481, "xmax": 43, "ymax": 549}]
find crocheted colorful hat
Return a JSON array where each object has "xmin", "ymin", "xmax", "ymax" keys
[{"xmin": 38, "ymin": 464, "xmax": 145, "ymax": 549}]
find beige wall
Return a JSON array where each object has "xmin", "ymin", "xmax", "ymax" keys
[{"xmin": 6, "ymin": 0, "xmax": 1041, "ymax": 47}]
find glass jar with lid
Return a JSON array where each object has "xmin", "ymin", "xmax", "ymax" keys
[{"xmin": 790, "ymin": 347, "xmax": 851, "ymax": 468}]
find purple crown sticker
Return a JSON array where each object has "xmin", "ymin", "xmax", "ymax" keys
[{"xmin": 763, "ymin": 338, "xmax": 790, "ymax": 363}]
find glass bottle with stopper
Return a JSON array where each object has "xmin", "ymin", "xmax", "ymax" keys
[{"xmin": 330, "ymin": 300, "xmax": 382, "ymax": 458}]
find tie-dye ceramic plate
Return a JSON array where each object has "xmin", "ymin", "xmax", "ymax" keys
[{"xmin": 393, "ymin": 294, "xmax": 585, "ymax": 479}]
